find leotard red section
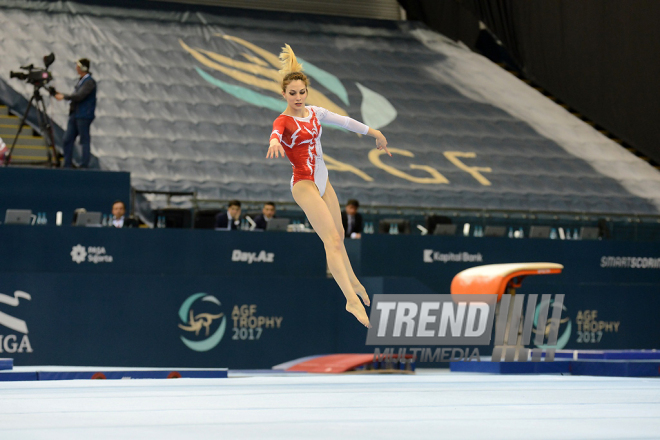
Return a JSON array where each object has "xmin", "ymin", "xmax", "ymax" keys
[
  {"xmin": 270, "ymin": 106, "xmax": 327, "ymax": 195},
  {"xmin": 270, "ymin": 106, "xmax": 369, "ymax": 196}
]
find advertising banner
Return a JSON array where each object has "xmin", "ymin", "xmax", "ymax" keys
[
  {"xmin": 0, "ymin": 226, "xmax": 326, "ymax": 278},
  {"xmin": 1, "ymin": 229, "xmax": 658, "ymax": 368},
  {"xmin": 0, "ymin": 273, "xmax": 356, "ymax": 369},
  {"xmin": 1, "ymin": 274, "xmax": 658, "ymax": 368},
  {"xmin": 364, "ymin": 285, "xmax": 660, "ymax": 366},
  {"xmin": 359, "ymin": 235, "xmax": 660, "ymax": 291}
]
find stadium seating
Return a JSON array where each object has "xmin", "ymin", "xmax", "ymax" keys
[{"xmin": 0, "ymin": 1, "xmax": 659, "ymax": 215}]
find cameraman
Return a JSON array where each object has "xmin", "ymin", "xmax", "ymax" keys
[{"xmin": 55, "ymin": 58, "xmax": 96, "ymax": 168}]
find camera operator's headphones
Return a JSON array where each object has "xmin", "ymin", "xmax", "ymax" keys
[{"xmin": 76, "ymin": 58, "xmax": 90, "ymax": 72}]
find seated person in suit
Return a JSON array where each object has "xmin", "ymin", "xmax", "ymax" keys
[
  {"xmin": 253, "ymin": 202, "xmax": 277, "ymax": 230},
  {"xmin": 215, "ymin": 200, "xmax": 242, "ymax": 230},
  {"xmin": 341, "ymin": 199, "xmax": 363, "ymax": 239},
  {"xmin": 111, "ymin": 200, "xmax": 138, "ymax": 228}
]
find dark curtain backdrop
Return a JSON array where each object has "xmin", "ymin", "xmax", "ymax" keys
[{"xmin": 399, "ymin": 0, "xmax": 660, "ymax": 164}]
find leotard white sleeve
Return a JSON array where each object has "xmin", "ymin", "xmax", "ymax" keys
[{"xmin": 311, "ymin": 106, "xmax": 369, "ymax": 135}]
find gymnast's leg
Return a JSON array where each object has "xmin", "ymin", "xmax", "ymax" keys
[
  {"xmin": 291, "ymin": 180, "xmax": 370, "ymax": 327},
  {"xmin": 321, "ymin": 180, "xmax": 370, "ymax": 307}
]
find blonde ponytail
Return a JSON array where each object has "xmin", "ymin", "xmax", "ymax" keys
[
  {"xmin": 278, "ymin": 43, "xmax": 310, "ymax": 92},
  {"xmin": 278, "ymin": 44, "xmax": 303, "ymax": 76}
]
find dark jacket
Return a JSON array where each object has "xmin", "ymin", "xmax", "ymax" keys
[
  {"xmin": 121, "ymin": 217, "xmax": 139, "ymax": 228},
  {"xmin": 215, "ymin": 212, "xmax": 240, "ymax": 230},
  {"xmin": 341, "ymin": 211, "xmax": 363, "ymax": 237},
  {"xmin": 253, "ymin": 214, "xmax": 276, "ymax": 230},
  {"xmin": 65, "ymin": 74, "xmax": 96, "ymax": 119}
]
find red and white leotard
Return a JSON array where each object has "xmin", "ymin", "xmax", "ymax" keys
[{"xmin": 270, "ymin": 105, "xmax": 369, "ymax": 196}]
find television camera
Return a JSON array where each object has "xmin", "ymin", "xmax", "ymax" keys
[
  {"xmin": 3, "ymin": 53, "xmax": 59, "ymax": 166},
  {"xmin": 9, "ymin": 52, "xmax": 57, "ymax": 95}
]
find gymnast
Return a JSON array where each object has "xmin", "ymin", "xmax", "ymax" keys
[{"xmin": 267, "ymin": 45, "xmax": 391, "ymax": 328}]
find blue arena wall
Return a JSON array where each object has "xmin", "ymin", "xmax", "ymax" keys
[
  {"xmin": 354, "ymin": 235, "xmax": 660, "ymax": 289},
  {"xmin": 1, "ymin": 226, "xmax": 659, "ymax": 368},
  {"xmin": 0, "ymin": 168, "xmax": 131, "ymax": 226}
]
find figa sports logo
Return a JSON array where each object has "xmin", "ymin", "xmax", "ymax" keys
[
  {"xmin": 70, "ymin": 244, "xmax": 114, "ymax": 264},
  {"xmin": 0, "ymin": 290, "xmax": 33, "ymax": 354},
  {"xmin": 178, "ymin": 293, "xmax": 226, "ymax": 352}
]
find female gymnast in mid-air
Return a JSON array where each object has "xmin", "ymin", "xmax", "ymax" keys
[{"xmin": 267, "ymin": 45, "xmax": 391, "ymax": 328}]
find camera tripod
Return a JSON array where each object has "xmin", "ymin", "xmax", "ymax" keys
[{"xmin": 3, "ymin": 85, "xmax": 59, "ymax": 167}]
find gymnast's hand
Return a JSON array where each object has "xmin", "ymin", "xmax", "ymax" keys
[
  {"xmin": 267, "ymin": 141, "xmax": 285, "ymax": 159},
  {"xmin": 374, "ymin": 130, "xmax": 391, "ymax": 157}
]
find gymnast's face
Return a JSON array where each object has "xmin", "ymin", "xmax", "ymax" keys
[{"xmin": 283, "ymin": 80, "xmax": 307, "ymax": 111}]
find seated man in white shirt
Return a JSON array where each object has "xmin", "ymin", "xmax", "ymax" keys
[
  {"xmin": 341, "ymin": 199, "xmax": 363, "ymax": 239},
  {"xmin": 214, "ymin": 200, "xmax": 242, "ymax": 230},
  {"xmin": 111, "ymin": 200, "xmax": 138, "ymax": 228},
  {"xmin": 112, "ymin": 200, "xmax": 126, "ymax": 228},
  {"xmin": 253, "ymin": 202, "xmax": 276, "ymax": 230}
]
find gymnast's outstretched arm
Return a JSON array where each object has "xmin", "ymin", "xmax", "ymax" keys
[{"xmin": 313, "ymin": 106, "xmax": 391, "ymax": 156}]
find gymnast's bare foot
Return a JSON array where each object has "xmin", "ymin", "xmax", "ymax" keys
[
  {"xmin": 346, "ymin": 298, "xmax": 371, "ymax": 328},
  {"xmin": 352, "ymin": 282, "xmax": 370, "ymax": 306}
]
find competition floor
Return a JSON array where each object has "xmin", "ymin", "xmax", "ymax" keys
[{"xmin": 1, "ymin": 370, "xmax": 659, "ymax": 439}]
